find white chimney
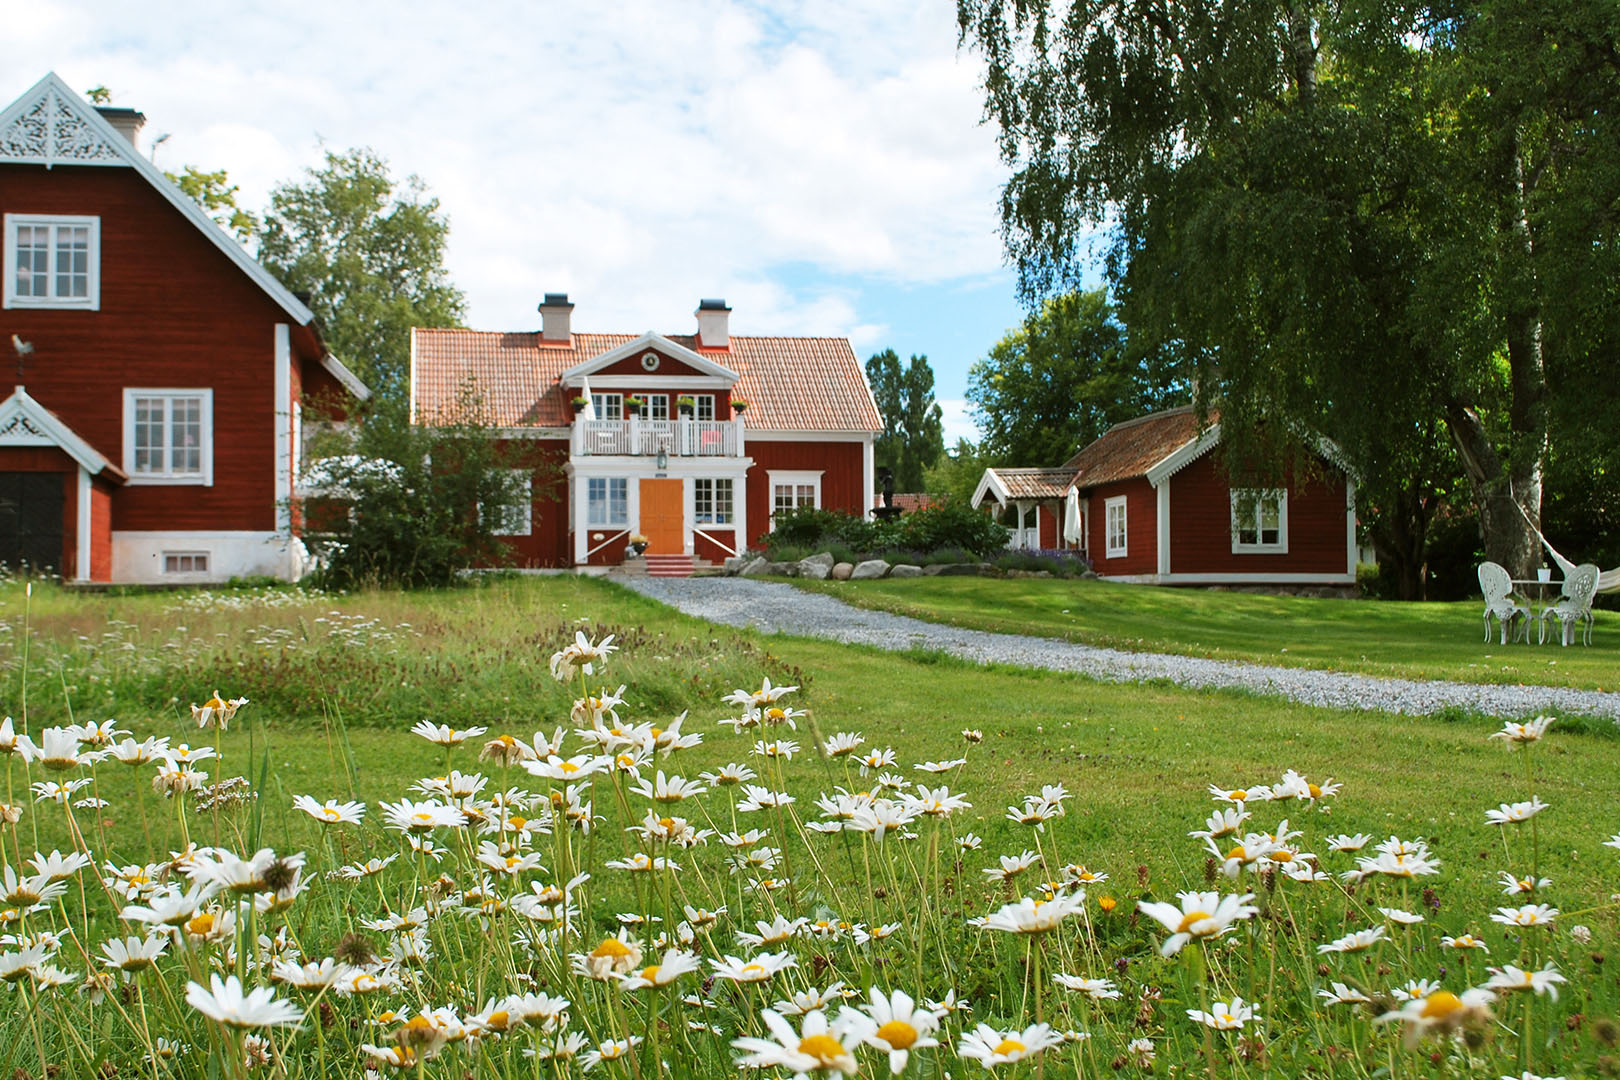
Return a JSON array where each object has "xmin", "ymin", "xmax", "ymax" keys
[
  {"xmin": 94, "ymin": 106, "xmax": 146, "ymax": 146},
  {"xmin": 538, "ymin": 292, "xmax": 574, "ymax": 343},
  {"xmin": 695, "ymin": 298, "xmax": 731, "ymax": 349}
]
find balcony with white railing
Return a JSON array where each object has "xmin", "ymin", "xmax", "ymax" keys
[{"xmin": 571, "ymin": 418, "xmax": 746, "ymax": 458}]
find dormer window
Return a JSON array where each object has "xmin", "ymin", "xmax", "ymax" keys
[{"xmin": 4, "ymin": 214, "xmax": 100, "ymax": 310}]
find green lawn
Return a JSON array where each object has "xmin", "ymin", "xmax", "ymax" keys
[{"xmin": 791, "ymin": 575, "xmax": 1620, "ymax": 691}]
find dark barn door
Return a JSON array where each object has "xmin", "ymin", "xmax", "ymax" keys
[{"xmin": 0, "ymin": 473, "xmax": 64, "ymax": 573}]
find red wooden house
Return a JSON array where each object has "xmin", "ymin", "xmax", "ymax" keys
[
  {"xmin": 0, "ymin": 73, "xmax": 367, "ymax": 583},
  {"xmin": 410, "ymin": 296, "xmax": 882, "ymax": 571},
  {"xmin": 977, "ymin": 407, "xmax": 1359, "ymax": 587}
]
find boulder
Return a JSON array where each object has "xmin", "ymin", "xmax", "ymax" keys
[
  {"xmin": 850, "ymin": 559, "xmax": 891, "ymax": 580},
  {"xmin": 765, "ymin": 561, "xmax": 799, "ymax": 577},
  {"xmin": 801, "ymin": 551, "xmax": 835, "ymax": 570},
  {"xmin": 797, "ymin": 556, "xmax": 832, "ymax": 580},
  {"xmin": 722, "ymin": 556, "xmax": 750, "ymax": 575},
  {"xmin": 831, "ymin": 562, "xmax": 854, "ymax": 581},
  {"xmin": 924, "ymin": 563, "xmax": 981, "ymax": 577},
  {"xmin": 737, "ymin": 557, "xmax": 770, "ymax": 577},
  {"xmin": 888, "ymin": 563, "xmax": 924, "ymax": 578},
  {"xmin": 1006, "ymin": 569, "xmax": 1055, "ymax": 579}
]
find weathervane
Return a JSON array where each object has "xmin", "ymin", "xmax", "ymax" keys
[{"xmin": 11, "ymin": 334, "xmax": 33, "ymax": 381}]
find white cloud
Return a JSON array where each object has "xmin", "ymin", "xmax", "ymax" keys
[
  {"xmin": 938, "ymin": 398, "xmax": 980, "ymax": 446},
  {"xmin": 6, "ymin": 1, "xmax": 1012, "ymax": 353}
]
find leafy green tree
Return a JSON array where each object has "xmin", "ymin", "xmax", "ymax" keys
[
  {"xmin": 866, "ymin": 349, "xmax": 946, "ymax": 491},
  {"xmin": 924, "ymin": 438, "xmax": 989, "ymax": 506},
  {"xmin": 967, "ymin": 289, "xmax": 1182, "ymax": 466},
  {"xmin": 166, "ymin": 166, "xmax": 259, "ymax": 243},
  {"xmin": 957, "ymin": 0, "xmax": 1620, "ymax": 578},
  {"xmin": 259, "ymin": 148, "xmax": 465, "ymax": 407}
]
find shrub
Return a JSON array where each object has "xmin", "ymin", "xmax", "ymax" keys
[{"xmin": 764, "ymin": 499, "xmax": 1010, "ymax": 562}]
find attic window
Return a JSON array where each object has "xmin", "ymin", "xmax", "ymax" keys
[
  {"xmin": 4, "ymin": 214, "xmax": 100, "ymax": 310},
  {"xmin": 641, "ymin": 352, "xmax": 660, "ymax": 372}
]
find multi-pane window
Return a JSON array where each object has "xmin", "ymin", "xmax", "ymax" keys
[
  {"xmin": 1231, "ymin": 489, "xmax": 1287, "ymax": 552},
  {"xmin": 5, "ymin": 214, "xmax": 99, "ymax": 309},
  {"xmin": 773, "ymin": 483, "xmax": 816, "ymax": 516},
  {"xmin": 643, "ymin": 394, "xmax": 669, "ymax": 420},
  {"xmin": 484, "ymin": 470, "xmax": 533, "ymax": 536},
  {"xmin": 590, "ymin": 393, "xmax": 623, "ymax": 419},
  {"xmin": 694, "ymin": 478, "xmax": 734, "ymax": 525},
  {"xmin": 1105, "ymin": 496, "xmax": 1128, "ymax": 557},
  {"xmin": 694, "ymin": 395, "xmax": 715, "ymax": 421},
  {"xmin": 587, "ymin": 477, "xmax": 628, "ymax": 526},
  {"xmin": 126, "ymin": 390, "xmax": 211, "ymax": 482},
  {"xmin": 163, "ymin": 552, "xmax": 209, "ymax": 574}
]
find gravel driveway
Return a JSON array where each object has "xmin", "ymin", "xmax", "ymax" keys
[{"xmin": 617, "ymin": 576, "xmax": 1620, "ymax": 721}]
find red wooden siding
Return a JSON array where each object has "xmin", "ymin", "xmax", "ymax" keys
[
  {"xmin": 90, "ymin": 479, "xmax": 113, "ymax": 581},
  {"xmin": 486, "ymin": 440, "xmax": 570, "ymax": 568},
  {"xmin": 1, "ymin": 164, "xmax": 320, "ymax": 533},
  {"xmin": 595, "ymin": 349, "xmax": 714, "ymax": 379},
  {"xmin": 744, "ymin": 441, "xmax": 865, "ymax": 548},
  {"xmin": 1167, "ymin": 454, "xmax": 1349, "ymax": 574},
  {"xmin": 1085, "ymin": 477, "xmax": 1157, "ymax": 576},
  {"xmin": 693, "ymin": 529, "xmax": 739, "ymax": 563}
]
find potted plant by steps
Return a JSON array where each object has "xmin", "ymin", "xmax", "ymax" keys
[
  {"xmin": 676, "ymin": 395, "xmax": 696, "ymax": 417},
  {"xmin": 730, "ymin": 399, "xmax": 748, "ymax": 414},
  {"xmin": 626, "ymin": 396, "xmax": 644, "ymax": 416},
  {"xmin": 570, "ymin": 395, "xmax": 588, "ymax": 415},
  {"xmin": 628, "ymin": 533, "xmax": 649, "ymax": 556}
]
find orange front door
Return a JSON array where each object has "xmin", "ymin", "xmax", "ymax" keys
[{"xmin": 639, "ymin": 478, "xmax": 684, "ymax": 553}]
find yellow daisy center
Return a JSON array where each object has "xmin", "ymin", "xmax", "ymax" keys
[
  {"xmin": 639, "ymin": 965, "xmax": 661, "ymax": 983},
  {"xmin": 797, "ymin": 1034, "xmax": 847, "ymax": 1063},
  {"xmin": 993, "ymin": 1039, "xmax": 1026, "ymax": 1057},
  {"xmin": 1420, "ymin": 991, "xmax": 1463, "ymax": 1019},
  {"xmin": 1176, "ymin": 910, "xmax": 1214, "ymax": 934},
  {"xmin": 560, "ymin": 762, "xmax": 579, "ymax": 773},
  {"xmin": 876, "ymin": 1020, "xmax": 919, "ymax": 1050},
  {"xmin": 1230, "ymin": 790, "xmax": 1247, "ymax": 801},
  {"xmin": 591, "ymin": 938, "xmax": 632, "ymax": 959},
  {"xmin": 485, "ymin": 1010, "xmax": 510, "ymax": 1030},
  {"xmin": 186, "ymin": 913, "xmax": 215, "ymax": 936},
  {"xmin": 740, "ymin": 964, "xmax": 765, "ymax": 978},
  {"xmin": 1226, "ymin": 845, "xmax": 1247, "ymax": 862},
  {"xmin": 322, "ymin": 808, "xmax": 341, "ymax": 820}
]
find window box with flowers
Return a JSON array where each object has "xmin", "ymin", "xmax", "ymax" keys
[{"xmin": 676, "ymin": 395, "xmax": 697, "ymax": 417}]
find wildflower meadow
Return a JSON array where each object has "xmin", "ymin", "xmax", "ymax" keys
[{"xmin": 0, "ymin": 576, "xmax": 1616, "ymax": 1079}]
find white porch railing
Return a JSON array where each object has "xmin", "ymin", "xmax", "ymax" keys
[{"xmin": 572, "ymin": 419, "xmax": 745, "ymax": 458}]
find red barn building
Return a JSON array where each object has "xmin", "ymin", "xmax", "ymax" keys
[
  {"xmin": 410, "ymin": 296, "xmax": 882, "ymax": 571},
  {"xmin": 976, "ymin": 407, "xmax": 1359, "ymax": 588},
  {"xmin": 0, "ymin": 73, "xmax": 367, "ymax": 583}
]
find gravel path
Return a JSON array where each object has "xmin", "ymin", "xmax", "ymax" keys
[{"xmin": 617, "ymin": 576, "xmax": 1620, "ymax": 721}]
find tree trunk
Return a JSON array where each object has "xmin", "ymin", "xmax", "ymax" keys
[
  {"xmin": 1445, "ymin": 399, "xmax": 1542, "ymax": 580},
  {"xmin": 1369, "ymin": 480, "xmax": 1434, "ymax": 601}
]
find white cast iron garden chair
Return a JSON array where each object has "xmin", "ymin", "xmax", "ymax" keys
[
  {"xmin": 1478, "ymin": 562, "xmax": 1530, "ymax": 645},
  {"xmin": 1539, "ymin": 562, "xmax": 1599, "ymax": 646}
]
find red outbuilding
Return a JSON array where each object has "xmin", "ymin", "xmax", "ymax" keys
[
  {"xmin": 0, "ymin": 73, "xmax": 368, "ymax": 583},
  {"xmin": 410, "ymin": 296, "xmax": 882, "ymax": 571}
]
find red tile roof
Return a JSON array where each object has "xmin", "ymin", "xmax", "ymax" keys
[
  {"xmin": 411, "ymin": 330, "xmax": 881, "ymax": 433},
  {"xmin": 1062, "ymin": 407, "xmax": 1211, "ymax": 489},
  {"xmin": 982, "ymin": 467, "xmax": 1077, "ymax": 500}
]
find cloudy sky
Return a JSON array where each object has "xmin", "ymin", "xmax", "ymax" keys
[{"xmin": 7, "ymin": 0, "xmax": 1069, "ymax": 441}]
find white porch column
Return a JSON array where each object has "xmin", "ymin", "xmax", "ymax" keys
[
  {"xmin": 1155, "ymin": 481, "xmax": 1171, "ymax": 577},
  {"xmin": 76, "ymin": 467, "xmax": 91, "ymax": 581},
  {"xmin": 861, "ymin": 434, "xmax": 875, "ymax": 520},
  {"xmin": 571, "ymin": 470, "xmax": 587, "ymax": 565}
]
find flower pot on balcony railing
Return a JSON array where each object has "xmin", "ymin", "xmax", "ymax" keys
[
  {"xmin": 570, "ymin": 396, "xmax": 588, "ymax": 414},
  {"xmin": 625, "ymin": 396, "xmax": 644, "ymax": 415},
  {"xmin": 676, "ymin": 395, "xmax": 696, "ymax": 417},
  {"xmin": 730, "ymin": 399, "xmax": 748, "ymax": 414}
]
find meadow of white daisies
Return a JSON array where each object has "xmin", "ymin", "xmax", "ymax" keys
[{"xmin": 0, "ymin": 576, "xmax": 1616, "ymax": 1080}]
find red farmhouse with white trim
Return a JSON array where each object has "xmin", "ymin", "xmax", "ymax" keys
[
  {"xmin": 0, "ymin": 73, "xmax": 367, "ymax": 583},
  {"xmin": 976, "ymin": 407, "xmax": 1359, "ymax": 588},
  {"xmin": 410, "ymin": 296, "xmax": 882, "ymax": 570}
]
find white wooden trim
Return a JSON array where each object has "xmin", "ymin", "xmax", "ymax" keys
[
  {"xmin": 1106, "ymin": 571, "xmax": 1357, "ymax": 585},
  {"xmin": 1104, "ymin": 495, "xmax": 1128, "ymax": 558},
  {"xmin": 122, "ymin": 388, "xmax": 214, "ymax": 486},
  {"xmin": 970, "ymin": 469, "xmax": 1009, "ymax": 509},
  {"xmin": 0, "ymin": 385, "xmax": 116, "ymax": 475},
  {"xmin": 408, "ymin": 330, "xmax": 419, "ymax": 425},
  {"xmin": 580, "ymin": 375, "xmax": 734, "ymax": 390},
  {"xmin": 1155, "ymin": 481, "xmax": 1171, "ymax": 574},
  {"xmin": 560, "ymin": 332, "xmax": 740, "ymax": 383},
  {"xmin": 862, "ymin": 435, "xmax": 875, "ymax": 521},
  {"xmin": 274, "ymin": 324, "xmax": 292, "ymax": 532},
  {"xmin": 1145, "ymin": 424, "xmax": 1221, "ymax": 487},
  {"xmin": 0, "ymin": 74, "xmax": 315, "ymax": 325},
  {"xmin": 75, "ymin": 467, "xmax": 91, "ymax": 581},
  {"xmin": 744, "ymin": 430, "xmax": 880, "ymax": 442},
  {"xmin": 1229, "ymin": 488, "xmax": 1289, "ymax": 555},
  {"xmin": 1345, "ymin": 478, "xmax": 1359, "ymax": 576},
  {"xmin": 319, "ymin": 354, "xmax": 372, "ymax": 400},
  {"xmin": 3, "ymin": 213, "xmax": 100, "ymax": 310}
]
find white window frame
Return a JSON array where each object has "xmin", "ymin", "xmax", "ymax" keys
[
  {"xmin": 587, "ymin": 476, "xmax": 629, "ymax": 527},
  {"xmin": 162, "ymin": 551, "xmax": 210, "ymax": 575},
  {"xmin": 768, "ymin": 470, "xmax": 822, "ymax": 529},
  {"xmin": 643, "ymin": 393, "xmax": 669, "ymax": 421},
  {"xmin": 483, "ymin": 469, "xmax": 533, "ymax": 537},
  {"xmin": 1230, "ymin": 488, "xmax": 1288, "ymax": 553},
  {"xmin": 590, "ymin": 392, "xmax": 623, "ymax": 420},
  {"xmin": 694, "ymin": 394, "xmax": 715, "ymax": 421},
  {"xmin": 123, "ymin": 389, "xmax": 214, "ymax": 485},
  {"xmin": 1104, "ymin": 495, "xmax": 1128, "ymax": 558},
  {"xmin": 4, "ymin": 213, "xmax": 100, "ymax": 310},
  {"xmin": 693, "ymin": 477, "xmax": 734, "ymax": 525}
]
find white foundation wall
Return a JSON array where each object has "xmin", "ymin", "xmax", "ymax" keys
[{"xmin": 110, "ymin": 531, "xmax": 311, "ymax": 584}]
